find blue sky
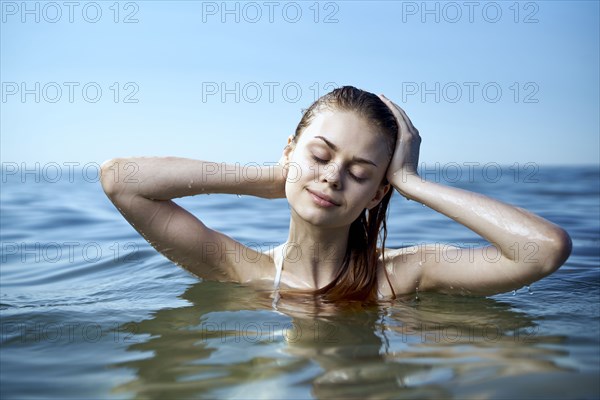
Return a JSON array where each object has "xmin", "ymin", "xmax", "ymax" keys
[{"xmin": 1, "ymin": 0, "xmax": 599, "ymax": 167}]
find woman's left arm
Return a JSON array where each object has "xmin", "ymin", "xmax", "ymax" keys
[{"xmin": 379, "ymin": 95, "xmax": 572, "ymax": 296}]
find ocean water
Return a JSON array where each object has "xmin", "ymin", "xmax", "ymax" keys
[{"xmin": 1, "ymin": 165, "xmax": 599, "ymax": 399}]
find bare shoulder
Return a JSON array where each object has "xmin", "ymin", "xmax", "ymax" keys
[
  {"xmin": 242, "ymin": 242, "xmax": 287, "ymax": 288},
  {"xmin": 230, "ymin": 244, "xmax": 279, "ymax": 287},
  {"xmin": 376, "ymin": 244, "xmax": 459, "ymax": 297}
]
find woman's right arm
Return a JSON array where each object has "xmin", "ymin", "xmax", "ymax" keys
[{"xmin": 100, "ymin": 157, "xmax": 286, "ymax": 282}]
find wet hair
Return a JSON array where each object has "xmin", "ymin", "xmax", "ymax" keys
[{"xmin": 291, "ymin": 85, "xmax": 399, "ymax": 302}]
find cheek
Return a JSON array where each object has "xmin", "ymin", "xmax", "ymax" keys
[
  {"xmin": 340, "ymin": 181, "xmax": 377, "ymax": 208},
  {"xmin": 287, "ymin": 154, "xmax": 318, "ymax": 184},
  {"xmin": 283, "ymin": 160, "xmax": 312, "ymax": 199}
]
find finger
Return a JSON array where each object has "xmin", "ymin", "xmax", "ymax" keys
[
  {"xmin": 379, "ymin": 95, "xmax": 410, "ymax": 128},
  {"xmin": 379, "ymin": 95, "xmax": 411, "ymax": 138},
  {"xmin": 394, "ymin": 106, "xmax": 419, "ymax": 135},
  {"xmin": 384, "ymin": 99, "xmax": 419, "ymax": 135},
  {"xmin": 378, "ymin": 95, "xmax": 418, "ymax": 134}
]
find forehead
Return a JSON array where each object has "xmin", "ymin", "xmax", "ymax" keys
[{"xmin": 298, "ymin": 110, "xmax": 389, "ymax": 158}]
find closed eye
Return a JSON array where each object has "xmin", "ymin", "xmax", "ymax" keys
[
  {"xmin": 312, "ymin": 155, "xmax": 328, "ymax": 164},
  {"xmin": 350, "ymin": 173, "xmax": 367, "ymax": 183},
  {"xmin": 312, "ymin": 155, "xmax": 367, "ymax": 183}
]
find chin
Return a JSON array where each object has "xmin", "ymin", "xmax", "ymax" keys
[
  {"xmin": 291, "ymin": 205, "xmax": 335, "ymax": 227},
  {"xmin": 291, "ymin": 203, "xmax": 359, "ymax": 230}
]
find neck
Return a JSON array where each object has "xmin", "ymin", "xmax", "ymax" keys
[{"xmin": 283, "ymin": 212, "xmax": 350, "ymax": 290}]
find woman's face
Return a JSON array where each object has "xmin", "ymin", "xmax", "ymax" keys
[{"xmin": 283, "ymin": 110, "xmax": 392, "ymax": 228}]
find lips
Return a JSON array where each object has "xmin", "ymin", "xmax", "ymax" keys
[{"xmin": 307, "ymin": 189, "xmax": 341, "ymax": 207}]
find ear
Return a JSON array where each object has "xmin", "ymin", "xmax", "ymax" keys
[
  {"xmin": 366, "ymin": 182, "xmax": 391, "ymax": 210},
  {"xmin": 280, "ymin": 135, "xmax": 295, "ymax": 164}
]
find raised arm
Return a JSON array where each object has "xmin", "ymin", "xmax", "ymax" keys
[
  {"xmin": 378, "ymin": 95, "xmax": 572, "ymax": 296},
  {"xmin": 100, "ymin": 157, "xmax": 286, "ymax": 282}
]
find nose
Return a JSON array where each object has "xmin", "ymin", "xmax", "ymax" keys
[{"xmin": 321, "ymin": 162, "xmax": 341, "ymax": 188}]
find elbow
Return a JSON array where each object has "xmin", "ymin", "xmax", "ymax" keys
[
  {"xmin": 538, "ymin": 226, "xmax": 572, "ymax": 276},
  {"xmin": 100, "ymin": 158, "xmax": 123, "ymax": 198}
]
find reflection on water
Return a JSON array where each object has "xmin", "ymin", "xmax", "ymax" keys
[
  {"xmin": 112, "ymin": 280, "xmax": 596, "ymax": 399},
  {"xmin": 2, "ymin": 166, "xmax": 598, "ymax": 399}
]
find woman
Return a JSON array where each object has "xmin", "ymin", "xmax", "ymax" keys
[{"xmin": 100, "ymin": 86, "xmax": 571, "ymax": 302}]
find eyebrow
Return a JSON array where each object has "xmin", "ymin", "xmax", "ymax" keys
[{"xmin": 313, "ymin": 136, "xmax": 378, "ymax": 167}]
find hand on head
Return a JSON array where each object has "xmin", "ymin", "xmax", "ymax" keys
[{"xmin": 377, "ymin": 94, "xmax": 422, "ymax": 183}]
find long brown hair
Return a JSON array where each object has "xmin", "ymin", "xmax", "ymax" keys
[{"xmin": 290, "ymin": 86, "xmax": 398, "ymax": 302}]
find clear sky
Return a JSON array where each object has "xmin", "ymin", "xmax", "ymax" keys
[{"xmin": 1, "ymin": 0, "xmax": 599, "ymax": 168}]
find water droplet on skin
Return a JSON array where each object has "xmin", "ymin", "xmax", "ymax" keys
[
  {"xmin": 418, "ymin": 261, "xmax": 423, "ymax": 267},
  {"xmin": 421, "ymin": 203, "xmax": 426, "ymax": 207},
  {"xmin": 512, "ymin": 290, "xmax": 517, "ymax": 296},
  {"xmin": 527, "ymin": 285, "xmax": 533, "ymax": 295},
  {"xmin": 415, "ymin": 286, "xmax": 420, "ymax": 300},
  {"xmin": 188, "ymin": 180, "xmax": 194, "ymax": 189},
  {"xmin": 237, "ymin": 194, "xmax": 242, "ymax": 198}
]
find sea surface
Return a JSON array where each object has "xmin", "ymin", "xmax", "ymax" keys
[{"xmin": 1, "ymin": 165, "xmax": 599, "ymax": 399}]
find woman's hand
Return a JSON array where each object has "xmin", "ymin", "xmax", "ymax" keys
[{"xmin": 378, "ymin": 94, "xmax": 422, "ymax": 184}]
